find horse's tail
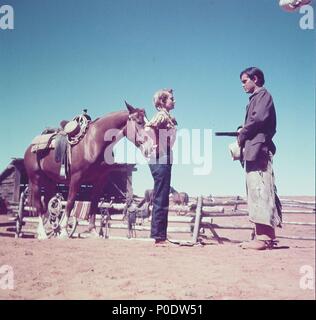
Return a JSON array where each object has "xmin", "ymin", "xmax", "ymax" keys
[{"xmin": 23, "ymin": 146, "xmax": 41, "ymax": 217}]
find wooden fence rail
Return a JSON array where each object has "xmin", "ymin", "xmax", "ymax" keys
[{"xmin": 4, "ymin": 195, "xmax": 316, "ymax": 244}]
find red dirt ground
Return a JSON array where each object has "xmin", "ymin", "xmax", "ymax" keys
[{"xmin": 0, "ymin": 196, "xmax": 315, "ymax": 300}]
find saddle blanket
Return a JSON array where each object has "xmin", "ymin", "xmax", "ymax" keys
[
  {"xmin": 72, "ymin": 201, "xmax": 91, "ymax": 220},
  {"xmin": 31, "ymin": 133, "xmax": 56, "ymax": 153}
]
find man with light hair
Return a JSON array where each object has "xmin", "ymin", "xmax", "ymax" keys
[
  {"xmin": 150, "ymin": 89, "xmax": 177, "ymax": 130},
  {"xmin": 145, "ymin": 88, "xmax": 177, "ymax": 246}
]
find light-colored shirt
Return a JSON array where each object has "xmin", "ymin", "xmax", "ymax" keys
[
  {"xmin": 143, "ymin": 108, "xmax": 177, "ymax": 161},
  {"xmin": 145, "ymin": 108, "xmax": 177, "ymax": 130}
]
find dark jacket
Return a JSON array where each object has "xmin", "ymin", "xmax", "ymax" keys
[{"xmin": 238, "ymin": 87, "xmax": 277, "ymax": 162}]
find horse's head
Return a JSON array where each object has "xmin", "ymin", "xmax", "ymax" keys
[{"xmin": 124, "ymin": 101, "xmax": 148, "ymax": 148}]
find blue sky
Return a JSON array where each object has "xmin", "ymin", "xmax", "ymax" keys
[{"xmin": 0, "ymin": 0, "xmax": 315, "ymax": 197}]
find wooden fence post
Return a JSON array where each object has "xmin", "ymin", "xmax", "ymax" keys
[{"xmin": 192, "ymin": 196, "xmax": 203, "ymax": 244}]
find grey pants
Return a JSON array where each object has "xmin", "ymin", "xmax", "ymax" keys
[{"xmin": 245, "ymin": 153, "xmax": 282, "ymax": 233}]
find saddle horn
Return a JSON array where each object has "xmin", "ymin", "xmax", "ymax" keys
[{"xmin": 125, "ymin": 101, "xmax": 136, "ymax": 113}]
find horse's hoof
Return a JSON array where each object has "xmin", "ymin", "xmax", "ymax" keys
[
  {"xmin": 83, "ymin": 228, "xmax": 101, "ymax": 239},
  {"xmin": 89, "ymin": 228, "xmax": 101, "ymax": 239},
  {"xmin": 58, "ymin": 228, "xmax": 69, "ymax": 239},
  {"xmin": 37, "ymin": 220, "xmax": 48, "ymax": 240},
  {"xmin": 37, "ymin": 233, "xmax": 48, "ymax": 240}
]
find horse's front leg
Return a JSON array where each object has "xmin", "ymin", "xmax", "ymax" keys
[{"xmin": 59, "ymin": 173, "xmax": 81, "ymax": 239}]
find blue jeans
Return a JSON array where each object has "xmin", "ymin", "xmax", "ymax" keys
[{"xmin": 149, "ymin": 162, "xmax": 172, "ymax": 241}]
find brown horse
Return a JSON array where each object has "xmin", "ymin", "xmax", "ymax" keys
[
  {"xmin": 24, "ymin": 103, "xmax": 146, "ymax": 239},
  {"xmin": 143, "ymin": 187, "xmax": 189, "ymax": 206},
  {"xmin": 169, "ymin": 187, "xmax": 189, "ymax": 206}
]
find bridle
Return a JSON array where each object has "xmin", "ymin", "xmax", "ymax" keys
[{"xmin": 124, "ymin": 113, "xmax": 146, "ymax": 148}]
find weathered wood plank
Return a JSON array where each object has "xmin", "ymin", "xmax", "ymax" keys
[{"xmin": 192, "ymin": 196, "xmax": 203, "ymax": 243}]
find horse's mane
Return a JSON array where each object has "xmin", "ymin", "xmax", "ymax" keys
[{"xmin": 92, "ymin": 110, "xmax": 129, "ymax": 125}]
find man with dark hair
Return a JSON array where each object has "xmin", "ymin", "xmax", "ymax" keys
[
  {"xmin": 239, "ymin": 67, "xmax": 265, "ymax": 87},
  {"xmin": 238, "ymin": 67, "xmax": 282, "ymax": 250}
]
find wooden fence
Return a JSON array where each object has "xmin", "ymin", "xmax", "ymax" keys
[{"xmin": 3, "ymin": 195, "xmax": 314, "ymax": 245}]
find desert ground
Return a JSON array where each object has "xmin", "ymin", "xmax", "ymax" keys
[{"xmin": 0, "ymin": 196, "xmax": 315, "ymax": 300}]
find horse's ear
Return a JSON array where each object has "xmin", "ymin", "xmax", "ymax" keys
[{"xmin": 125, "ymin": 101, "xmax": 135, "ymax": 113}]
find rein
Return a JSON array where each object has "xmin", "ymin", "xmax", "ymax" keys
[{"xmin": 124, "ymin": 117, "xmax": 145, "ymax": 148}]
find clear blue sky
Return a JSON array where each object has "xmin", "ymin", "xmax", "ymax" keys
[{"xmin": 0, "ymin": 0, "xmax": 315, "ymax": 197}]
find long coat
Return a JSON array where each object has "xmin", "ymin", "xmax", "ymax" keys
[{"xmin": 238, "ymin": 87, "xmax": 277, "ymax": 162}]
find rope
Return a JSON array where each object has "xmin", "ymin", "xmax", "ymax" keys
[{"xmin": 67, "ymin": 116, "xmax": 90, "ymax": 146}]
